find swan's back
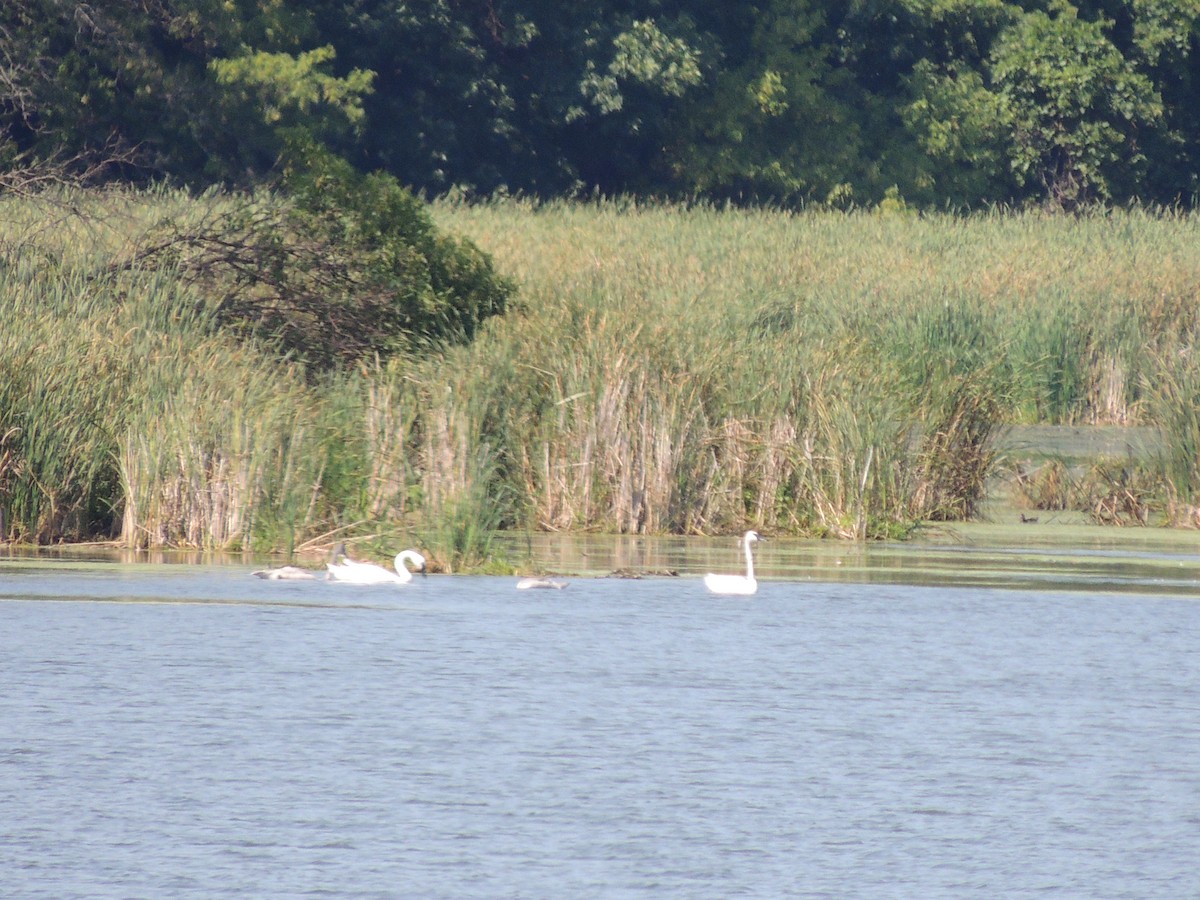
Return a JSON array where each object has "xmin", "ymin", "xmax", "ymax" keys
[
  {"xmin": 326, "ymin": 559, "xmax": 403, "ymax": 584},
  {"xmin": 254, "ymin": 565, "xmax": 316, "ymax": 580},
  {"xmin": 516, "ymin": 577, "xmax": 569, "ymax": 590},
  {"xmin": 703, "ymin": 573, "xmax": 757, "ymax": 595}
]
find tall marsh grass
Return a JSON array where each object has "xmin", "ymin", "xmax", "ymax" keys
[
  {"xmin": 1, "ymin": 190, "xmax": 338, "ymax": 548},
  {"xmin": 8, "ymin": 187, "xmax": 1200, "ymax": 548},
  {"xmin": 118, "ymin": 340, "xmax": 328, "ymax": 550},
  {"xmin": 1147, "ymin": 348, "xmax": 1200, "ymax": 527},
  {"xmin": 421, "ymin": 199, "xmax": 1200, "ymax": 533}
]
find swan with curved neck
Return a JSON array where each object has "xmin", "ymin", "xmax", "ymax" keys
[
  {"xmin": 704, "ymin": 530, "xmax": 764, "ymax": 595},
  {"xmin": 326, "ymin": 544, "xmax": 427, "ymax": 584}
]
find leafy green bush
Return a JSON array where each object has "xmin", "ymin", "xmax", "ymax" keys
[
  {"xmin": 277, "ymin": 142, "xmax": 516, "ymax": 357},
  {"xmin": 115, "ymin": 146, "xmax": 516, "ymax": 372}
]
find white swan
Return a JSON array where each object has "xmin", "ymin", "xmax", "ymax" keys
[
  {"xmin": 326, "ymin": 545, "xmax": 427, "ymax": 584},
  {"xmin": 254, "ymin": 543, "xmax": 346, "ymax": 580},
  {"xmin": 253, "ymin": 565, "xmax": 317, "ymax": 580},
  {"xmin": 704, "ymin": 530, "xmax": 765, "ymax": 595},
  {"xmin": 516, "ymin": 577, "xmax": 569, "ymax": 590}
]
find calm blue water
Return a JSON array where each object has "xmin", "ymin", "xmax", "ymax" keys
[{"xmin": 2, "ymin": 563, "xmax": 1199, "ymax": 898}]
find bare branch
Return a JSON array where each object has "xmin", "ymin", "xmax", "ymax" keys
[{"xmin": 0, "ymin": 135, "xmax": 140, "ymax": 196}]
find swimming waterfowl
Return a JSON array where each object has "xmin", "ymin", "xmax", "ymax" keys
[
  {"xmin": 326, "ymin": 544, "xmax": 427, "ymax": 584},
  {"xmin": 252, "ymin": 565, "xmax": 317, "ymax": 580},
  {"xmin": 516, "ymin": 577, "xmax": 569, "ymax": 590},
  {"xmin": 703, "ymin": 530, "xmax": 765, "ymax": 596},
  {"xmin": 253, "ymin": 543, "xmax": 346, "ymax": 580}
]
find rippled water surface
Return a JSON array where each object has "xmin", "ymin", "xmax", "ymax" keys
[{"xmin": 3, "ymin": 551, "xmax": 1199, "ymax": 898}]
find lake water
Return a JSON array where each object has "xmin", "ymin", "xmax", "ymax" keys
[{"xmin": 3, "ymin": 540, "xmax": 1200, "ymax": 898}]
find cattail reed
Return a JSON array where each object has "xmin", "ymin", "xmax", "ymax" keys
[{"xmin": 8, "ymin": 186, "xmax": 1200, "ymax": 548}]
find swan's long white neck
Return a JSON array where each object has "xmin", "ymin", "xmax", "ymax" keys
[
  {"xmin": 743, "ymin": 534, "xmax": 756, "ymax": 581},
  {"xmin": 395, "ymin": 550, "xmax": 424, "ymax": 572}
]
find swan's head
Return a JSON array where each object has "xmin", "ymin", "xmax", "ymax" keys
[
  {"xmin": 745, "ymin": 530, "xmax": 764, "ymax": 543},
  {"xmin": 397, "ymin": 550, "xmax": 428, "ymax": 576}
]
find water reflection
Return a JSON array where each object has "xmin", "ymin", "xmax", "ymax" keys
[
  {"xmin": 495, "ymin": 527, "xmax": 1200, "ymax": 596},
  {"xmin": 6, "ymin": 522, "xmax": 1200, "ymax": 596}
]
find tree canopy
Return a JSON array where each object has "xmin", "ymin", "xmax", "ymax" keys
[{"xmin": 3, "ymin": 0, "xmax": 1200, "ymax": 207}]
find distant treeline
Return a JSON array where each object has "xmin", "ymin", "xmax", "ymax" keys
[{"xmin": 3, "ymin": 0, "xmax": 1199, "ymax": 208}]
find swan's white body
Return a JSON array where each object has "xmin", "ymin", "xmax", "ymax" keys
[
  {"xmin": 253, "ymin": 565, "xmax": 317, "ymax": 580},
  {"xmin": 327, "ymin": 549, "xmax": 427, "ymax": 584},
  {"xmin": 704, "ymin": 530, "xmax": 764, "ymax": 595},
  {"xmin": 516, "ymin": 577, "xmax": 569, "ymax": 590}
]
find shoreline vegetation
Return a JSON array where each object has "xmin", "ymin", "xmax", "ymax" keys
[{"xmin": 5, "ymin": 186, "xmax": 1200, "ymax": 569}]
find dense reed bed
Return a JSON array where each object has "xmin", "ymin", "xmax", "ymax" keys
[
  {"xmin": 5, "ymin": 188, "xmax": 1200, "ymax": 553},
  {"xmin": 0, "ymin": 249, "xmax": 327, "ymax": 548},
  {"xmin": 1, "ymin": 188, "xmax": 341, "ymax": 550},
  {"xmin": 425, "ymin": 199, "xmax": 1200, "ymax": 534},
  {"xmin": 436, "ymin": 199, "xmax": 1200, "ymax": 425}
]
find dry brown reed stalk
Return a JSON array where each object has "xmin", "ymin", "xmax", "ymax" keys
[
  {"xmin": 122, "ymin": 429, "xmax": 233, "ymax": 548},
  {"xmin": 616, "ymin": 368, "xmax": 712, "ymax": 532},
  {"xmin": 419, "ymin": 399, "xmax": 476, "ymax": 520},
  {"xmin": 705, "ymin": 418, "xmax": 756, "ymax": 530},
  {"xmin": 608, "ymin": 368, "xmax": 713, "ymax": 534},
  {"xmin": 493, "ymin": 315, "xmax": 717, "ymax": 534},
  {"xmin": 1079, "ymin": 459, "xmax": 1158, "ymax": 526},
  {"xmin": 122, "ymin": 437, "xmax": 248, "ymax": 548},
  {"xmin": 1010, "ymin": 459, "xmax": 1077, "ymax": 511},
  {"xmin": 119, "ymin": 345, "xmax": 328, "ymax": 550},
  {"xmin": 526, "ymin": 353, "xmax": 644, "ymax": 532},
  {"xmin": 751, "ymin": 417, "xmax": 798, "ymax": 528},
  {"xmin": 905, "ymin": 352, "xmax": 1010, "ymax": 523},
  {"xmin": 1143, "ymin": 348, "xmax": 1200, "ymax": 527},
  {"xmin": 371, "ymin": 359, "xmax": 512, "ymax": 568},
  {"xmin": 362, "ymin": 371, "xmax": 415, "ymax": 520},
  {"xmin": 787, "ymin": 357, "xmax": 915, "ymax": 539},
  {"xmin": 1088, "ymin": 355, "xmax": 1134, "ymax": 425}
]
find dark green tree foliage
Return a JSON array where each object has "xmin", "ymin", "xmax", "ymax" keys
[
  {"xmin": 312, "ymin": 1, "xmax": 711, "ymax": 196},
  {"xmin": 0, "ymin": 0, "xmax": 360, "ymax": 181},
  {"xmin": 993, "ymin": 4, "xmax": 1162, "ymax": 205},
  {"xmin": 1117, "ymin": 0, "xmax": 1200, "ymax": 202},
  {"xmin": 310, "ymin": 0, "xmax": 537, "ymax": 193},
  {"xmin": 1, "ymin": 0, "xmax": 223, "ymax": 175},
  {"xmin": 139, "ymin": 143, "xmax": 516, "ymax": 372},
  {"xmin": 901, "ymin": 0, "xmax": 1195, "ymax": 207},
  {"xmin": 3, "ymin": 0, "xmax": 1200, "ymax": 206},
  {"xmin": 665, "ymin": 1, "xmax": 858, "ymax": 202},
  {"xmin": 279, "ymin": 143, "xmax": 516, "ymax": 353}
]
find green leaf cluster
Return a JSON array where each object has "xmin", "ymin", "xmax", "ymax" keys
[
  {"xmin": 5, "ymin": 0, "xmax": 1200, "ymax": 207},
  {"xmin": 279, "ymin": 141, "xmax": 516, "ymax": 356}
]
